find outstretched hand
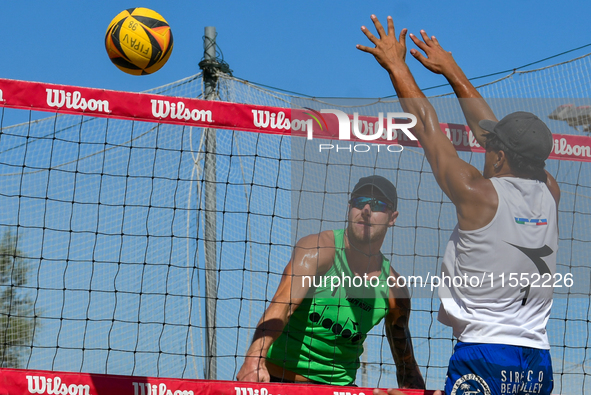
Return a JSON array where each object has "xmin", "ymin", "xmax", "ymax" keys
[
  {"xmin": 408, "ymin": 30, "xmax": 458, "ymax": 76},
  {"xmin": 357, "ymin": 15, "xmax": 408, "ymax": 72}
]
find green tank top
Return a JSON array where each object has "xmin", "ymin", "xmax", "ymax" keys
[{"xmin": 266, "ymin": 229, "xmax": 391, "ymax": 385}]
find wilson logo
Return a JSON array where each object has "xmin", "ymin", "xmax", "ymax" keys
[
  {"xmin": 0, "ymin": 88, "xmax": 3, "ymax": 102},
  {"xmin": 26, "ymin": 375, "xmax": 90, "ymax": 395},
  {"xmin": 133, "ymin": 382, "xmax": 194, "ymax": 395},
  {"xmin": 444, "ymin": 127, "xmax": 481, "ymax": 148},
  {"xmin": 45, "ymin": 89, "xmax": 110, "ymax": 113},
  {"xmin": 234, "ymin": 387, "xmax": 269, "ymax": 395},
  {"xmin": 151, "ymin": 100, "xmax": 213, "ymax": 122},
  {"xmin": 250, "ymin": 109, "xmax": 417, "ymax": 144},
  {"xmin": 251, "ymin": 110, "xmax": 294, "ymax": 130},
  {"xmin": 553, "ymin": 137, "xmax": 591, "ymax": 159}
]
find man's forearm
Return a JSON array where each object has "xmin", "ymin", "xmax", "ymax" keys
[
  {"xmin": 404, "ymin": 29, "xmax": 497, "ymax": 146},
  {"xmin": 390, "ymin": 333, "xmax": 425, "ymax": 389},
  {"xmin": 385, "ymin": 65, "xmax": 444, "ymax": 151},
  {"xmin": 442, "ymin": 65, "xmax": 497, "ymax": 146},
  {"xmin": 398, "ymin": 365, "xmax": 426, "ymax": 390},
  {"xmin": 245, "ymin": 314, "xmax": 287, "ymax": 358},
  {"xmin": 387, "ymin": 313, "xmax": 426, "ymax": 390},
  {"xmin": 386, "ymin": 63, "xmax": 426, "ymax": 100}
]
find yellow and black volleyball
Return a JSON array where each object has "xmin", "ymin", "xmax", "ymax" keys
[{"xmin": 105, "ymin": 8, "xmax": 173, "ymax": 75}]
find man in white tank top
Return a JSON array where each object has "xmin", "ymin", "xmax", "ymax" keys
[{"xmin": 358, "ymin": 15, "xmax": 560, "ymax": 395}]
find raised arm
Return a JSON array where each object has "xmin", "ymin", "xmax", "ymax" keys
[
  {"xmin": 356, "ymin": 16, "xmax": 454, "ymax": 164},
  {"xmin": 236, "ymin": 232, "xmax": 334, "ymax": 382},
  {"xmin": 385, "ymin": 270, "xmax": 425, "ymax": 389},
  {"xmin": 356, "ymin": 15, "xmax": 491, "ymax": 226},
  {"xmin": 409, "ymin": 31, "xmax": 561, "ymax": 204},
  {"xmin": 408, "ymin": 30, "xmax": 496, "ymax": 146}
]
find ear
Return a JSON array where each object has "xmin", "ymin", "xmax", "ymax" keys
[
  {"xmin": 388, "ymin": 210, "xmax": 399, "ymax": 227},
  {"xmin": 496, "ymin": 150, "xmax": 508, "ymax": 171}
]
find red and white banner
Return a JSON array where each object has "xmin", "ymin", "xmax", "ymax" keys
[
  {"xmin": 0, "ymin": 367, "xmax": 435, "ymax": 395},
  {"xmin": 1, "ymin": 78, "xmax": 590, "ymax": 162}
]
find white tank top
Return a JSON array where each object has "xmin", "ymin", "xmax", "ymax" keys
[{"xmin": 438, "ymin": 177, "xmax": 558, "ymax": 349}]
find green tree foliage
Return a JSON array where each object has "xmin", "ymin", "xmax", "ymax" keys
[{"xmin": 0, "ymin": 230, "xmax": 36, "ymax": 367}]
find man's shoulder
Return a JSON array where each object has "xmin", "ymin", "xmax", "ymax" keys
[
  {"xmin": 494, "ymin": 176, "xmax": 556, "ymax": 202},
  {"xmin": 294, "ymin": 231, "xmax": 336, "ymax": 273},
  {"xmin": 297, "ymin": 230, "xmax": 336, "ymax": 249},
  {"xmin": 446, "ymin": 172, "xmax": 497, "ymax": 211},
  {"xmin": 455, "ymin": 177, "xmax": 498, "ymax": 231}
]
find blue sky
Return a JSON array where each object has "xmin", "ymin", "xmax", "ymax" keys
[{"xmin": 2, "ymin": 1, "xmax": 591, "ymax": 98}]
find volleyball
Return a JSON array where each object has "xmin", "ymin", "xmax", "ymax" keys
[{"xmin": 105, "ymin": 8, "xmax": 173, "ymax": 75}]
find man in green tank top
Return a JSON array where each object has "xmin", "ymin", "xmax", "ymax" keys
[{"xmin": 236, "ymin": 175, "xmax": 425, "ymax": 389}]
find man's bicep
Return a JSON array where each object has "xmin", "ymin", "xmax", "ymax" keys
[
  {"xmin": 415, "ymin": 114, "xmax": 472, "ymax": 201},
  {"xmin": 545, "ymin": 170, "xmax": 561, "ymax": 206},
  {"xmin": 429, "ymin": 152, "xmax": 483, "ymax": 205},
  {"xmin": 284, "ymin": 233, "xmax": 334, "ymax": 304}
]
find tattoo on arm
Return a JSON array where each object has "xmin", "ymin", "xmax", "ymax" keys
[{"xmin": 386, "ymin": 307, "xmax": 426, "ymax": 389}]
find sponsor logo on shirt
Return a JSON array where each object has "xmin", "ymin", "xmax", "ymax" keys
[{"xmin": 514, "ymin": 217, "xmax": 547, "ymax": 226}]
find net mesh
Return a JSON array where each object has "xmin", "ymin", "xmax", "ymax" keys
[{"xmin": 0, "ymin": 53, "xmax": 590, "ymax": 393}]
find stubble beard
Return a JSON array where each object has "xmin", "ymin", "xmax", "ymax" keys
[{"xmin": 347, "ymin": 220, "xmax": 387, "ymax": 251}]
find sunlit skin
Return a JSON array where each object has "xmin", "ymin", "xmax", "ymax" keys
[
  {"xmin": 237, "ymin": 181, "xmax": 425, "ymax": 389},
  {"xmin": 342, "ymin": 186, "xmax": 398, "ymax": 279},
  {"xmin": 357, "ymin": 14, "xmax": 561, "ymax": 394},
  {"xmin": 347, "ymin": 191, "xmax": 397, "ymax": 244},
  {"xmin": 482, "ymin": 145, "xmax": 513, "ymax": 179}
]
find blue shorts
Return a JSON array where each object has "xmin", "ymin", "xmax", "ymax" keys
[{"xmin": 444, "ymin": 342, "xmax": 553, "ymax": 395}]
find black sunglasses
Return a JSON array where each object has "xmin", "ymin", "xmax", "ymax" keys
[{"xmin": 349, "ymin": 196, "xmax": 393, "ymax": 212}]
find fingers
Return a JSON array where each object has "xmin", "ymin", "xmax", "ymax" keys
[
  {"xmin": 387, "ymin": 16, "xmax": 395, "ymax": 38},
  {"xmin": 410, "ymin": 48, "xmax": 428, "ymax": 65},
  {"xmin": 370, "ymin": 14, "xmax": 388, "ymax": 39},
  {"xmin": 399, "ymin": 27, "xmax": 408, "ymax": 49},
  {"xmin": 418, "ymin": 29, "xmax": 444, "ymax": 50},
  {"xmin": 409, "ymin": 33, "xmax": 428, "ymax": 52},
  {"xmin": 356, "ymin": 43, "xmax": 376, "ymax": 55},
  {"xmin": 359, "ymin": 15, "xmax": 399, "ymax": 46},
  {"xmin": 357, "ymin": 14, "xmax": 411, "ymax": 66},
  {"xmin": 360, "ymin": 25, "xmax": 380, "ymax": 46},
  {"xmin": 412, "ymin": 30, "xmax": 438, "ymax": 49},
  {"xmin": 420, "ymin": 29, "xmax": 431, "ymax": 44}
]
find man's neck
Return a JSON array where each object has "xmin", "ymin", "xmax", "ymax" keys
[{"xmin": 343, "ymin": 230, "xmax": 384, "ymax": 275}]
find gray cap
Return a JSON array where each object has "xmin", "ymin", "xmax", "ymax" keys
[
  {"xmin": 479, "ymin": 111, "xmax": 553, "ymax": 162},
  {"xmin": 351, "ymin": 175, "xmax": 398, "ymax": 211}
]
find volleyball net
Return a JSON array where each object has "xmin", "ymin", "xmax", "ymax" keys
[{"xmin": 0, "ymin": 52, "xmax": 590, "ymax": 394}]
